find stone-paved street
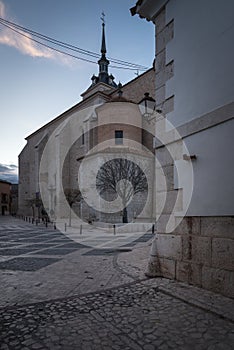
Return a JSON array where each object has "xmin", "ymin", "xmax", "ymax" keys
[
  {"xmin": 0, "ymin": 216, "xmax": 234, "ymax": 350},
  {"xmin": 0, "ymin": 217, "xmax": 151, "ymax": 307},
  {"xmin": 1, "ymin": 279, "xmax": 234, "ymax": 350}
]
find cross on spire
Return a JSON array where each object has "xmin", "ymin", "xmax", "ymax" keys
[{"xmin": 101, "ymin": 11, "xmax": 105, "ymax": 25}]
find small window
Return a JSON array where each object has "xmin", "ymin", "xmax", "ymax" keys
[{"xmin": 115, "ymin": 130, "xmax": 123, "ymax": 145}]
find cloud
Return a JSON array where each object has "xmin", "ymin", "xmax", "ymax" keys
[
  {"xmin": 0, "ymin": 1, "xmax": 71, "ymax": 64},
  {"xmin": 0, "ymin": 30, "xmax": 54, "ymax": 58},
  {"xmin": 0, "ymin": 163, "xmax": 18, "ymax": 184}
]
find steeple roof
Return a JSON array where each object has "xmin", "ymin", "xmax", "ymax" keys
[
  {"xmin": 101, "ymin": 22, "xmax": 107, "ymax": 55},
  {"xmin": 87, "ymin": 15, "xmax": 117, "ymax": 90}
]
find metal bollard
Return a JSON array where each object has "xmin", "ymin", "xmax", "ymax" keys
[
  {"xmin": 113, "ymin": 224, "xmax": 116, "ymax": 235},
  {"xmin": 36, "ymin": 219, "xmax": 38, "ymax": 226},
  {"xmin": 54, "ymin": 222, "xmax": 56, "ymax": 230},
  {"xmin": 80, "ymin": 224, "xmax": 82, "ymax": 235},
  {"xmin": 152, "ymin": 224, "xmax": 155, "ymax": 234}
]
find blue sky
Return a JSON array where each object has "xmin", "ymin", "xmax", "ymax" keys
[{"xmin": 0, "ymin": 0, "xmax": 154, "ymax": 180}]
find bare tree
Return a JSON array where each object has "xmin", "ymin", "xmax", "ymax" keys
[
  {"xmin": 64, "ymin": 188, "xmax": 82, "ymax": 226},
  {"xmin": 96, "ymin": 158, "xmax": 148, "ymax": 223}
]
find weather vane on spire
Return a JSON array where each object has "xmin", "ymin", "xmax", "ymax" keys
[{"xmin": 101, "ymin": 11, "xmax": 105, "ymax": 25}]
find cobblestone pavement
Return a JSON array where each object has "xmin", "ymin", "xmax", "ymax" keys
[
  {"xmin": 0, "ymin": 216, "xmax": 151, "ymax": 307},
  {"xmin": 1, "ymin": 279, "xmax": 234, "ymax": 350},
  {"xmin": 0, "ymin": 217, "xmax": 234, "ymax": 349}
]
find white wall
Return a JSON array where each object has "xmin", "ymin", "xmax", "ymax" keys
[
  {"xmin": 160, "ymin": 0, "xmax": 234, "ymax": 216},
  {"xmin": 184, "ymin": 118, "xmax": 234, "ymax": 216},
  {"xmin": 165, "ymin": 0, "xmax": 234, "ymax": 127}
]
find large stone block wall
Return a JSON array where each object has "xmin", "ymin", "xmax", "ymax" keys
[{"xmin": 154, "ymin": 217, "xmax": 234, "ymax": 298}]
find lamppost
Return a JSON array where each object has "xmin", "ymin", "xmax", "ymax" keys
[
  {"xmin": 138, "ymin": 92, "xmax": 162, "ymax": 277},
  {"xmin": 138, "ymin": 92, "xmax": 160, "ymax": 227}
]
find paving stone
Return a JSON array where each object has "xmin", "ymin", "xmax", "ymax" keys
[
  {"xmin": 0, "ymin": 243, "xmax": 22, "ymax": 248},
  {"xmin": 56, "ymin": 242, "xmax": 86, "ymax": 249},
  {"xmin": 33, "ymin": 248, "xmax": 78, "ymax": 255},
  {"xmin": 0, "ymin": 257, "xmax": 60, "ymax": 271},
  {"xmin": 16, "ymin": 238, "xmax": 53, "ymax": 243},
  {"xmin": 83, "ymin": 249, "xmax": 118, "ymax": 256},
  {"xmin": 24, "ymin": 243, "xmax": 56, "ymax": 248}
]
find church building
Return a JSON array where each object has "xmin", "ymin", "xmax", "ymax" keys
[{"xmin": 18, "ymin": 21, "xmax": 155, "ymax": 225}]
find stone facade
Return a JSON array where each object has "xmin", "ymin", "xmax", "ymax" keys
[
  {"xmin": 62, "ymin": 99, "xmax": 155, "ymax": 224},
  {"xmin": 151, "ymin": 216, "xmax": 234, "ymax": 298},
  {"xmin": 111, "ymin": 68, "xmax": 155, "ymax": 103}
]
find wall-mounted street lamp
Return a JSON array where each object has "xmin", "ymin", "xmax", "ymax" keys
[
  {"xmin": 139, "ymin": 92, "xmax": 156, "ymax": 121},
  {"xmin": 138, "ymin": 92, "xmax": 162, "ymax": 122}
]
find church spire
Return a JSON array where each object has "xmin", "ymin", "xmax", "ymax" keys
[
  {"xmin": 88, "ymin": 13, "xmax": 117, "ymax": 89},
  {"xmin": 101, "ymin": 12, "xmax": 106, "ymax": 55},
  {"xmin": 98, "ymin": 12, "xmax": 109, "ymax": 76}
]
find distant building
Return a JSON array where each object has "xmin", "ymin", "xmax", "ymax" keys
[
  {"xmin": 132, "ymin": 0, "xmax": 234, "ymax": 298},
  {"xmin": 10, "ymin": 184, "xmax": 18, "ymax": 215},
  {"xmin": 0, "ymin": 180, "xmax": 11, "ymax": 215}
]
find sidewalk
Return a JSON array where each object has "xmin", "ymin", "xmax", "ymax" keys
[{"xmin": 0, "ymin": 216, "xmax": 233, "ymax": 349}]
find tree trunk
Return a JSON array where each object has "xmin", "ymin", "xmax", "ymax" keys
[{"xmin": 122, "ymin": 207, "xmax": 128, "ymax": 223}]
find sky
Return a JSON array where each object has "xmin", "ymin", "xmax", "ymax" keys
[{"xmin": 0, "ymin": 0, "xmax": 155, "ymax": 183}]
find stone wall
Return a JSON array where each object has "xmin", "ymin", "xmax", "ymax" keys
[
  {"xmin": 111, "ymin": 68, "xmax": 155, "ymax": 102},
  {"xmin": 152, "ymin": 216, "xmax": 234, "ymax": 298}
]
